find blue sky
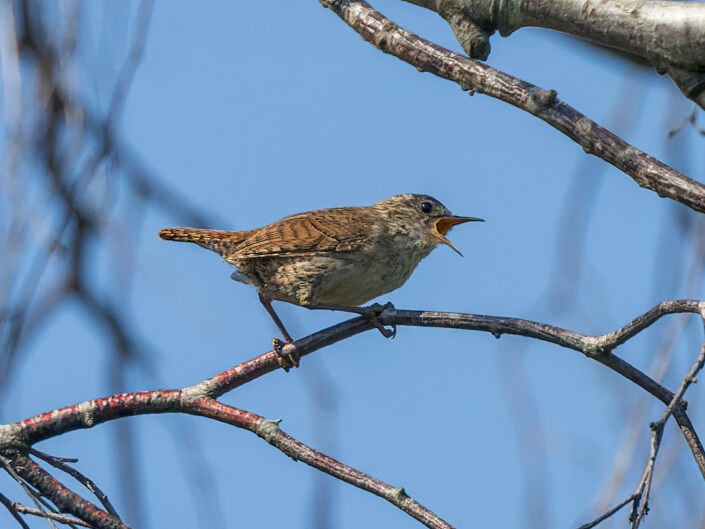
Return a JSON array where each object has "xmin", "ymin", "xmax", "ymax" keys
[{"xmin": 2, "ymin": 1, "xmax": 705, "ymax": 528}]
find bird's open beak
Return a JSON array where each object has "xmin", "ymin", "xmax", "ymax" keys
[{"xmin": 433, "ymin": 216, "xmax": 484, "ymax": 256}]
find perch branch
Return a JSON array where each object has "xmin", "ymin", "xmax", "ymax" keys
[
  {"xmin": 3, "ymin": 301, "xmax": 705, "ymax": 528},
  {"xmin": 8, "ymin": 302, "xmax": 705, "ymax": 469}
]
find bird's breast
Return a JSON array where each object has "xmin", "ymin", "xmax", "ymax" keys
[{"xmin": 310, "ymin": 237, "xmax": 434, "ymax": 306}]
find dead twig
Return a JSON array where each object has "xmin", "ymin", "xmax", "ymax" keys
[
  {"xmin": 629, "ymin": 343, "xmax": 705, "ymax": 527},
  {"xmin": 577, "ymin": 492, "xmax": 639, "ymax": 529}
]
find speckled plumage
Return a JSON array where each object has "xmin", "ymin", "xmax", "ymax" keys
[{"xmin": 159, "ymin": 193, "xmax": 481, "ymax": 309}]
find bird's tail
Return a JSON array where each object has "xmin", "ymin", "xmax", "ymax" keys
[{"xmin": 159, "ymin": 227, "xmax": 245, "ymax": 255}]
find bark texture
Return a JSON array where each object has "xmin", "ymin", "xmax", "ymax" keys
[{"xmin": 404, "ymin": 0, "xmax": 705, "ymax": 107}]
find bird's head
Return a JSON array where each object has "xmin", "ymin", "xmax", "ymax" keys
[{"xmin": 373, "ymin": 194, "xmax": 484, "ymax": 256}]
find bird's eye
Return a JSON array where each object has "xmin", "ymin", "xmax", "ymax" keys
[{"xmin": 421, "ymin": 201, "xmax": 433, "ymax": 214}]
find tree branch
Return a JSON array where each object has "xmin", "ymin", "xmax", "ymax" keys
[
  {"xmin": 187, "ymin": 399, "xmax": 455, "ymax": 529},
  {"xmin": 30, "ymin": 449, "xmax": 121, "ymax": 521},
  {"xmin": 7, "ymin": 454, "xmax": 127, "ymax": 529},
  {"xmin": 3, "ymin": 301, "xmax": 705, "ymax": 527},
  {"xmin": 577, "ymin": 492, "xmax": 638, "ymax": 529},
  {"xmin": 5, "ymin": 500, "xmax": 92, "ymax": 528},
  {"xmin": 0, "ymin": 455, "xmax": 59, "ymax": 529},
  {"xmin": 402, "ymin": 0, "xmax": 705, "ymax": 107},
  {"xmin": 9, "ymin": 303, "xmax": 705, "ymax": 460},
  {"xmin": 629, "ymin": 343, "xmax": 705, "ymax": 528},
  {"xmin": 0, "ymin": 492, "xmax": 31, "ymax": 529},
  {"xmin": 319, "ymin": 0, "xmax": 705, "ymax": 214}
]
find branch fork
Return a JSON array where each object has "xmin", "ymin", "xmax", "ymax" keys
[{"xmin": 2, "ymin": 300, "xmax": 705, "ymax": 528}]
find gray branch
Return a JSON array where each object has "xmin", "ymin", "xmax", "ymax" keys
[
  {"xmin": 321, "ymin": 0, "xmax": 705, "ymax": 214},
  {"xmin": 404, "ymin": 0, "xmax": 705, "ymax": 107}
]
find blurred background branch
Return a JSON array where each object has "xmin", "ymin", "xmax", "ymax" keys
[
  {"xmin": 1, "ymin": 0, "xmax": 704, "ymax": 527},
  {"xmin": 0, "ymin": 1, "xmax": 218, "ymax": 526}
]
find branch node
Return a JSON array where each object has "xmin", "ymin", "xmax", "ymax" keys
[
  {"xmin": 390, "ymin": 486, "xmax": 408, "ymax": 501},
  {"xmin": 0, "ymin": 425, "xmax": 29, "ymax": 453},
  {"xmin": 255, "ymin": 418, "xmax": 282, "ymax": 444},
  {"xmin": 582, "ymin": 338, "xmax": 607, "ymax": 358},
  {"xmin": 77, "ymin": 401, "xmax": 96, "ymax": 428},
  {"xmin": 676, "ymin": 398, "xmax": 688, "ymax": 412},
  {"xmin": 438, "ymin": 1, "xmax": 492, "ymax": 60},
  {"xmin": 527, "ymin": 87, "xmax": 557, "ymax": 111}
]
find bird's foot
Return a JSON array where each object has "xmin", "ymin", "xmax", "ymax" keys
[
  {"xmin": 362, "ymin": 302, "xmax": 396, "ymax": 339},
  {"xmin": 304, "ymin": 301, "xmax": 396, "ymax": 338},
  {"xmin": 273, "ymin": 338, "xmax": 299, "ymax": 372}
]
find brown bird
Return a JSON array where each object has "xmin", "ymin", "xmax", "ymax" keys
[{"xmin": 159, "ymin": 194, "xmax": 482, "ymax": 367}]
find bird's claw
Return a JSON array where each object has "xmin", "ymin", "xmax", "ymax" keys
[
  {"xmin": 365, "ymin": 301, "xmax": 394, "ymax": 314},
  {"xmin": 273, "ymin": 337, "xmax": 299, "ymax": 372},
  {"xmin": 376, "ymin": 322, "xmax": 397, "ymax": 338},
  {"xmin": 363, "ymin": 302, "xmax": 396, "ymax": 339}
]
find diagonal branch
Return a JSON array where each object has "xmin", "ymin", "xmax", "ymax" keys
[
  {"xmin": 7, "ymin": 454, "xmax": 127, "ymax": 529},
  {"xmin": 577, "ymin": 492, "xmax": 638, "ymax": 529},
  {"xmin": 8, "ymin": 301, "xmax": 705, "ymax": 470},
  {"xmin": 0, "ymin": 492, "xmax": 31, "ymax": 529},
  {"xmin": 4, "ymin": 499, "xmax": 92, "ymax": 528},
  {"xmin": 3, "ymin": 301, "xmax": 705, "ymax": 527},
  {"xmin": 577, "ymin": 341, "xmax": 705, "ymax": 529},
  {"xmin": 0, "ymin": 455, "xmax": 59, "ymax": 529},
  {"xmin": 30, "ymin": 449, "xmax": 121, "ymax": 521},
  {"xmin": 629, "ymin": 343, "xmax": 705, "ymax": 528},
  {"xmin": 187, "ymin": 398, "xmax": 455, "ymax": 529},
  {"xmin": 319, "ymin": 0, "xmax": 705, "ymax": 214}
]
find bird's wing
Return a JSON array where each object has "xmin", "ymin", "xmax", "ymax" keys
[{"xmin": 226, "ymin": 207, "xmax": 374, "ymax": 259}]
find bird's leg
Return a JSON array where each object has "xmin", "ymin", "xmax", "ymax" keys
[
  {"xmin": 260, "ymin": 295, "xmax": 293, "ymax": 342},
  {"xmin": 258, "ymin": 294, "xmax": 299, "ymax": 371},
  {"xmin": 305, "ymin": 302, "xmax": 396, "ymax": 339}
]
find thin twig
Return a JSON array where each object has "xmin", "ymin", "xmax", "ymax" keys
[
  {"xmin": 668, "ymin": 106, "xmax": 705, "ymax": 138},
  {"xmin": 30, "ymin": 449, "xmax": 120, "ymax": 520},
  {"xmin": 0, "ymin": 492, "xmax": 31, "ymax": 529},
  {"xmin": 107, "ymin": 0, "xmax": 154, "ymax": 124},
  {"xmin": 30, "ymin": 450, "xmax": 78, "ymax": 464},
  {"xmin": 8, "ymin": 454, "xmax": 128, "ymax": 529},
  {"xmin": 0, "ymin": 455, "xmax": 59, "ymax": 529},
  {"xmin": 9, "ymin": 501, "xmax": 92, "ymax": 527},
  {"xmin": 27, "ymin": 485, "xmax": 80, "ymax": 529},
  {"xmin": 577, "ymin": 492, "xmax": 638, "ymax": 529},
  {"xmin": 630, "ymin": 342, "xmax": 705, "ymax": 528}
]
